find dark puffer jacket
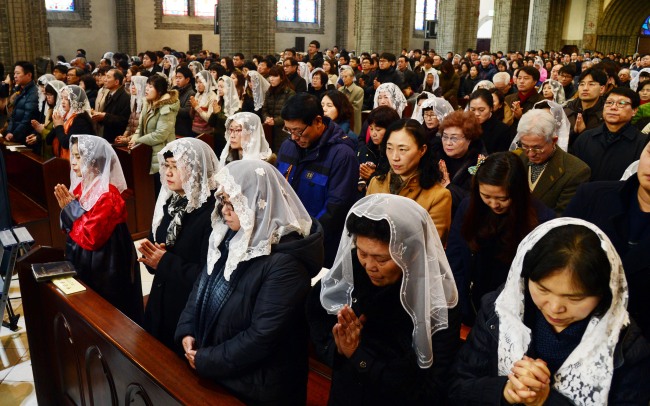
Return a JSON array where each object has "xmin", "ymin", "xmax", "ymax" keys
[
  {"xmin": 7, "ymin": 81, "xmax": 39, "ymax": 150},
  {"xmin": 175, "ymin": 222, "xmax": 324, "ymax": 406}
]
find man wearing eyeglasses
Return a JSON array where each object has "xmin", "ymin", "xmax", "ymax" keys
[
  {"xmin": 572, "ymin": 87, "xmax": 649, "ymax": 181},
  {"xmin": 564, "ymin": 68, "xmax": 606, "ymax": 148},
  {"xmin": 276, "ymin": 93, "xmax": 359, "ymax": 267}
]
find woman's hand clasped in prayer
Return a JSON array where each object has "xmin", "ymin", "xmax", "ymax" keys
[
  {"xmin": 52, "ymin": 111, "xmax": 64, "ymax": 127},
  {"xmin": 359, "ymin": 162, "xmax": 376, "ymax": 181},
  {"xmin": 263, "ymin": 117, "xmax": 274, "ymax": 126},
  {"xmin": 54, "ymin": 184, "xmax": 77, "ymax": 209},
  {"xmin": 31, "ymin": 119, "xmax": 45, "ymax": 134},
  {"xmin": 438, "ymin": 159, "xmax": 451, "ymax": 188},
  {"xmin": 137, "ymin": 240, "xmax": 166, "ymax": 269},
  {"xmin": 503, "ymin": 355, "xmax": 551, "ymax": 405},
  {"xmin": 211, "ymin": 99, "xmax": 222, "ymax": 114},
  {"xmin": 332, "ymin": 305, "xmax": 366, "ymax": 358},
  {"xmin": 182, "ymin": 335, "xmax": 197, "ymax": 370}
]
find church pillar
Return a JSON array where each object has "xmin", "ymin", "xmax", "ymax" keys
[
  {"xmin": 220, "ymin": 0, "xmax": 275, "ymax": 57},
  {"xmin": 546, "ymin": 0, "xmax": 566, "ymax": 51},
  {"xmin": 0, "ymin": 0, "xmax": 50, "ymax": 66},
  {"xmin": 437, "ymin": 0, "xmax": 480, "ymax": 53},
  {"xmin": 355, "ymin": 0, "xmax": 406, "ymax": 53},
  {"xmin": 491, "ymin": 0, "xmax": 514, "ymax": 52},
  {"xmin": 526, "ymin": 0, "xmax": 551, "ymax": 50},
  {"xmin": 582, "ymin": 0, "xmax": 604, "ymax": 51},
  {"xmin": 336, "ymin": 0, "xmax": 349, "ymax": 49},
  {"xmin": 115, "ymin": 0, "xmax": 137, "ymax": 56}
]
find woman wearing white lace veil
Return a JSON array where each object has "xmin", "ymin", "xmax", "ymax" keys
[
  {"xmin": 115, "ymin": 75, "xmax": 148, "ymax": 144},
  {"xmin": 49, "ymin": 84, "xmax": 95, "ymax": 159},
  {"xmin": 138, "ymin": 137, "xmax": 219, "ymax": 355},
  {"xmin": 373, "ymin": 82, "xmax": 408, "ymax": 118},
  {"xmin": 449, "ymin": 217, "xmax": 650, "ymax": 405},
  {"xmin": 175, "ymin": 160, "xmax": 324, "ymax": 405},
  {"xmin": 28, "ymin": 79, "xmax": 66, "ymax": 158},
  {"xmin": 162, "ymin": 54, "xmax": 179, "ymax": 88},
  {"xmin": 36, "ymin": 73, "xmax": 56, "ymax": 115},
  {"xmin": 189, "ymin": 70, "xmax": 218, "ymax": 137},
  {"xmin": 472, "ymin": 79, "xmax": 496, "ymax": 93},
  {"xmin": 539, "ymin": 79, "xmax": 566, "ymax": 105},
  {"xmin": 205, "ymin": 75, "xmax": 241, "ymax": 156},
  {"xmin": 188, "ymin": 60, "xmax": 204, "ymax": 77},
  {"xmin": 54, "ymin": 134, "xmax": 143, "ymax": 323},
  {"xmin": 630, "ymin": 67, "xmax": 650, "ymax": 91},
  {"xmin": 219, "ymin": 112, "xmax": 273, "ymax": 166},
  {"xmin": 298, "ymin": 61, "xmax": 311, "ymax": 90},
  {"xmin": 243, "ymin": 70, "xmax": 269, "ymax": 115},
  {"xmin": 308, "ymin": 193, "xmax": 460, "ymax": 404},
  {"xmin": 420, "ymin": 67, "xmax": 440, "ymax": 95},
  {"xmin": 413, "ymin": 96, "xmax": 454, "ymax": 140}
]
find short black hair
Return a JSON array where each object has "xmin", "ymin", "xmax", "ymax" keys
[
  {"xmin": 579, "ymin": 68, "xmax": 608, "ymax": 86},
  {"xmin": 346, "ymin": 213, "xmax": 391, "ymax": 243},
  {"xmin": 243, "ymin": 61, "xmax": 257, "ymax": 71},
  {"xmin": 284, "ymin": 57, "xmax": 298, "ymax": 67},
  {"xmin": 309, "ymin": 40, "xmax": 320, "ymax": 49},
  {"xmin": 281, "ymin": 93, "xmax": 323, "ymax": 125},
  {"xmin": 606, "ymin": 87, "xmax": 641, "ymax": 109},
  {"xmin": 367, "ymin": 106, "xmax": 400, "ymax": 128},
  {"xmin": 144, "ymin": 51, "xmax": 157, "ymax": 62},
  {"xmin": 52, "ymin": 65, "xmax": 68, "ymax": 75},
  {"xmin": 234, "ymin": 52, "xmax": 245, "ymax": 60},
  {"xmin": 517, "ymin": 66, "xmax": 540, "ymax": 83},
  {"xmin": 379, "ymin": 52, "xmax": 396, "ymax": 62},
  {"xmin": 109, "ymin": 68, "xmax": 124, "ymax": 84},
  {"xmin": 176, "ymin": 65, "xmax": 192, "ymax": 79},
  {"xmin": 147, "ymin": 74, "xmax": 169, "ymax": 97},
  {"xmin": 155, "ymin": 50, "xmax": 165, "ymax": 59},
  {"xmin": 14, "ymin": 61, "xmax": 35, "ymax": 78}
]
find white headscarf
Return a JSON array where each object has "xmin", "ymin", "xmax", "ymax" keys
[
  {"xmin": 195, "ymin": 70, "xmax": 217, "ymax": 107},
  {"xmin": 320, "ymin": 194, "xmax": 458, "ymax": 368},
  {"xmin": 102, "ymin": 52, "xmax": 114, "ymax": 67},
  {"xmin": 217, "ymin": 75, "xmax": 240, "ymax": 117},
  {"xmin": 189, "ymin": 60, "xmax": 204, "ymax": 77},
  {"xmin": 56, "ymin": 85, "xmax": 92, "ymax": 120},
  {"xmin": 538, "ymin": 79, "xmax": 566, "ymax": 104},
  {"xmin": 495, "ymin": 217, "xmax": 629, "ymax": 406},
  {"xmin": 152, "ymin": 137, "xmax": 220, "ymax": 240},
  {"xmin": 472, "ymin": 80, "xmax": 496, "ymax": 93},
  {"xmin": 412, "ymin": 91, "xmax": 436, "ymax": 119},
  {"xmin": 207, "ymin": 160, "xmax": 312, "ymax": 279},
  {"xmin": 43, "ymin": 80, "xmax": 66, "ymax": 125},
  {"xmin": 220, "ymin": 112, "xmax": 272, "ymax": 165},
  {"xmin": 422, "ymin": 68, "xmax": 440, "ymax": 92},
  {"xmin": 630, "ymin": 68, "xmax": 650, "ymax": 91},
  {"xmin": 247, "ymin": 71, "xmax": 270, "ymax": 111},
  {"xmin": 129, "ymin": 75, "xmax": 148, "ymax": 114},
  {"xmin": 37, "ymin": 74, "xmax": 56, "ymax": 113},
  {"xmin": 163, "ymin": 54, "xmax": 179, "ymax": 87},
  {"xmin": 298, "ymin": 61, "xmax": 311, "ymax": 89},
  {"xmin": 413, "ymin": 96, "xmax": 454, "ymax": 125},
  {"xmin": 69, "ymin": 134, "xmax": 127, "ymax": 211},
  {"xmin": 373, "ymin": 82, "xmax": 408, "ymax": 118}
]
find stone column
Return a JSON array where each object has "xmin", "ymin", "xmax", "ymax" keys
[
  {"xmin": 437, "ymin": 0, "xmax": 480, "ymax": 53},
  {"xmin": 336, "ymin": 0, "xmax": 349, "ymax": 49},
  {"xmin": 355, "ymin": 0, "xmax": 406, "ymax": 53},
  {"xmin": 220, "ymin": 0, "xmax": 275, "ymax": 57},
  {"xmin": 526, "ymin": 0, "xmax": 551, "ymax": 50},
  {"xmin": 491, "ymin": 0, "xmax": 514, "ymax": 52},
  {"xmin": 115, "ymin": 0, "xmax": 137, "ymax": 56},
  {"xmin": 582, "ymin": 0, "xmax": 604, "ymax": 51},
  {"xmin": 545, "ymin": 0, "xmax": 566, "ymax": 51},
  {"xmin": 0, "ymin": 0, "xmax": 50, "ymax": 65}
]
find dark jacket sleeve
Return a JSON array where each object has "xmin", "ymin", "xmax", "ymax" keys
[
  {"xmin": 8, "ymin": 85, "xmax": 39, "ymax": 143},
  {"xmin": 446, "ymin": 198, "xmax": 472, "ymax": 323},
  {"xmin": 193, "ymin": 254, "xmax": 311, "ymax": 378},
  {"xmin": 155, "ymin": 223, "xmax": 211, "ymax": 292},
  {"xmin": 102, "ymin": 91, "xmax": 131, "ymax": 129}
]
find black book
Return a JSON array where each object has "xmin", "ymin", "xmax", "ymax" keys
[{"xmin": 31, "ymin": 261, "xmax": 77, "ymax": 282}]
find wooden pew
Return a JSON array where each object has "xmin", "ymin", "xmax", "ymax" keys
[
  {"xmin": 1, "ymin": 140, "xmax": 69, "ymax": 249},
  {"xmin": 113, "ymin": 143, "xmax": 155, "ymax": 240},
  {"xmin": 17, "ymin": 246, "xmax": 243, "ymax": 406}
]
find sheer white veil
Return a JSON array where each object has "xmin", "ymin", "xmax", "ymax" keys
[
  {"xmin": 320, "ymin": 194, "xmax": 458, "ymax": 368},
  {"xmin": 630, "ymin": 68, "xmax": 650, "ymax": 91},
  {"xmin": 247, "ymin": 71, "xmax": 270, "ymax": 111},
  {"xmin": 195, "ymin": 70, "xmax": 217, "ymax": 107},
  {"xmin": 43, "ymin": 80, "xmax": 66, "ymax": 124},
  {"xmin": 373, "ymin": 82, "xmax": 408, "ymax": 117},
  {"xmin": 472, "ymin": 80, "xmax": 496, "ymax": 93},
  {"xmin": 220, "ymin": 112, "xmax": 272, "ymax": 165},
  {"xmin": 37, "ymin": 74, "xmax": 56, "ymax": 113},
  {"xmin": 129, "ymin": 75, "xmax": 148, "ymax": 114},
  {"xmin": 69, "ymin": 134, "xmax": 127, "ymax": 211},
  {"xmin": 538, "ymin": 79, "xmax": 566, "ymax": 104},
  {"xmin": 163, "ymin": 54, "xmax": 179, "ymax": 87},
  {"xmin": 298, "ymin": 61, "xmax": 311, "ymax": 89},
  {"xmin": 413, "ymin": 96, "xmax": 454, "ymax": 125},
  {"xmin": 495, "ymin": 217, "xmax": 629, "ymax": 406},
  {"xmin": 56, "ymin": 85, "xmax": 92, "ymax": 120},
  {"xmin": 422, "ymin": 68, "xmax": 440, "ymax": 92},
  {"xmin": 217, "ymin": 75, "xmax": 240, "ymax": 117},
  {"xmin": 207, "ymin": 160, "xmax": 312, "ymax": 280},
  {"xmin": 152, "ymin": 138, "xmax": 220, "ymax": 240}
]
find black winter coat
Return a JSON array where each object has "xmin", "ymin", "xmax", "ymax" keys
[
  {"xmin": 565, "ymin": 177, "xmax": 650, "ymax": 339},
  {"xmin": 100, "ymin": 86, "xmax": 131, "ymax": 144},
  {"xmin": 175, "ymin": 84, "xmax": 196, "ymax": 137},
  {"xmin": 175, "ymin": 222, "xmax": 324, "ymax": 405},
  {"xmin": 307, "ymin": 253, "xmax": 461, "ymax": 405},
  {"xmin": 143, "ymin": 194, "xmax": 215, "ymax": 356},
  {"xmin": 448, "ymin": 289, "xmax": 650, "ymax": 405},
  {"xmin": 7, "ymin": 82, "xmax": 40, "ymax": 149},
  {"xmin": 480, "ymin": 115, "xmax": 515, "ymax": 153}
]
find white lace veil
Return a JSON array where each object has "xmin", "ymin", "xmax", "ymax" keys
[
  {"xmin": 130, "ymin": 75, "xmax": 148, "ymax": 114},
  {"xmin": 217, "ymin": 75, "xmax": 240, "ymax": 117},
  {"xmin": 189, "ymin": 61, "xmax": 204, "ymax": 76},
  {"xmin": 472, "ymin": 80, "xmax": 496, "ymax": 93},
  {"xmin": 37, "ymin": 74, "xmax": 56, "ymax": 113},
  {"xmin": 220, "ymin": 112, "xmax": 272, "ymax": 165},
  {"xmin": 495, "ymin": 217, "xmax": 629, "ymax": 406},
  {"xmin": 413, "ymin": 96, "xmax": 454, "ymax": 125},
  {"xmin": 412, "ymin": 91, "xmax": 435, "ymax": 120},
  {"xmin": 630, "ymin": 68, "xmax": 650, "ymax": 91},
  {"xmin": 195, "ymin": 70, "xmax": 217, "ymax": 107},
  {"xmin": 373, "ymin": 83, "xmax": 408, "ymax": 117},
  {"xmin": 44, "ymin": 80, "xmax": 66, "ymax": 123},
  {"xmin": 69, "ymin": 134, "xmax": 127, "ymax": 211},
  {"xmin": 56, "ymin": 85, "xmax": 92, "ymax": 120},
  {"xmin": 422, "ymin": 68, "xmax": 440, "ymax": 92},
  {"xmin": 163, "ymin": 54, "xmax": 179, "ymax": 86},
  {"xmin": 298, "ymin": 62, "xmax": 311, "ymax": 89},
  {"xmin": 152, "ymin": 138, "xmax": 220, "ymax": 240},
  {"xmin": 538, "ymin": 79, "xmax": 566, "ymax": 104},
  {"xmin": 320, "ymin": 194, "xmax": 458, "ymax": 368},
  {"xmin": 247, "ymin": 71, "xmax": 270, "ymax": 111},
  {"xmin": 102, "ymin": 52, "xmax": 114, "ymax": 66},
  {"xmin": 206, "ymin": 160, "xmax": 312, "ymax": 280}
]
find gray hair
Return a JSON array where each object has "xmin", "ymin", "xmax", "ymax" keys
[
  {"xmin": 493, "ymin": 72, "xmax": 510, "ymax": 86},
  {"xmin": 516, "ymin": 109, "xmax": 557, "ymax": 142}
]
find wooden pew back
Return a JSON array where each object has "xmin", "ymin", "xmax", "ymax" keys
[{"xmin": 114, "ymin": 144, "xmax": 154, "ymax": 240}]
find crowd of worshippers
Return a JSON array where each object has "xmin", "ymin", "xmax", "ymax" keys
[{"xmin": 1, "ymin": 43, "xmax": 650, "ymax": 405}]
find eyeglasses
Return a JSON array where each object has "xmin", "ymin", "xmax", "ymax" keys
[
  {"xmin": 282, "ymin": 125, "xmax": 308, "ymax": 137},
  {"xmin": 604, "ymin": 100, "xmax": 632, "ymax": 108},
  {"xmin": 423, "ymin": 112, "xmax": 437, "ymax": 118},
  {"xmin": 441, "ymin": 134, "xmax": 466, "ymax": 144},
  {"xmin": 516, "ymin": 142, "xmax": 545, "ymax": 154},
  {"xmin": 227, "ymin": 128, "xmax": 243, "ymax": 135}
]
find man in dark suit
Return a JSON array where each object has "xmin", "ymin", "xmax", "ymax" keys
[
  {"xmin": 505, "ymin": 66, "xmax": 544, "ymax": 126},
  {"xmin": 92, "ymin": 68, "xmax": 131, "ymax": 144},
  {"xmin": 515, "ymin": 109, "xmax": 590, "ymax": 215}
]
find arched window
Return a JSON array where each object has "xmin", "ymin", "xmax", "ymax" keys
[
  {"xmin": 642, "ymin": 15, "xmax": 650, "ymax": 36},
  {"xmin": 277, "ymin": 0, "xmax": 317, "ymax": 23},
  {"xmin": 414, "ymin": 0, "xmax": 437, "ymax": 31},
  {"xmin": 162, "ymin": 0, "xmax": 216, "ymax": 17},
  {"xmin": 45, "ymin": 0, "xmax": 74, "ymax": 11}
]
